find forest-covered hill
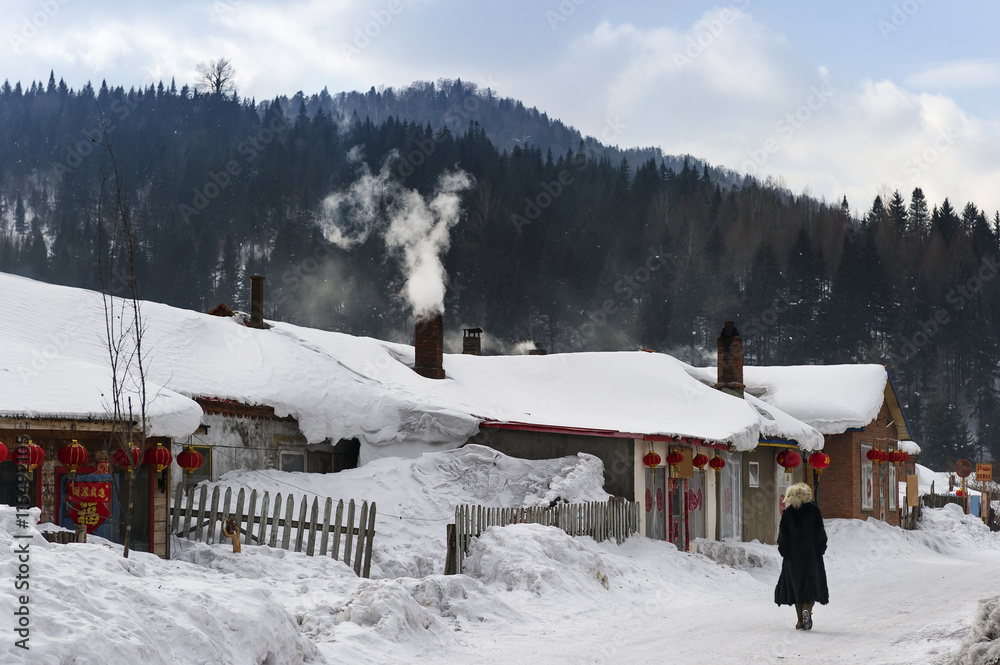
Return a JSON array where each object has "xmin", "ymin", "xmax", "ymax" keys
[{"xmin": 0, "ymin": 73, "xmax": 998, "ymax": 468}]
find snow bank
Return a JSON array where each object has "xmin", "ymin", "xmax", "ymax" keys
[
  {"xmin": 0, "ymin": 505, "xmax": 322, "ymax": 665},
  {"xmin": 205, "ymin": 445, "xmax": 611, "ymax": 577},
  {"xmin": 950, "ymin": 596, "xmax": 1000, "ymax": 665}
]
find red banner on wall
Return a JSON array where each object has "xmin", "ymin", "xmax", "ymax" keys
[{"xmin": 65, "ymin": 481, "xmax": 112, "ymax": 533}]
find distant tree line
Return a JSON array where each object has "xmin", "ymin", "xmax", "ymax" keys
[{"xmin": 0, "ymin": 74, "xmax": 997, "ymax": 470}]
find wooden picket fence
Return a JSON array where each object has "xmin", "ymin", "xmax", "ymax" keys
[
  {"xmin": 451, "ymin": 499, "xmax": 640, "ymax": 574},
  {"xmin": 170, "ymin": 483, "xmax": 377, "ymax": 578}
]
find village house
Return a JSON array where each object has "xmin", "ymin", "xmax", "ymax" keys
[{"xmin": 1, "ymin": 272, "xmax": 918, "ymax": 557}]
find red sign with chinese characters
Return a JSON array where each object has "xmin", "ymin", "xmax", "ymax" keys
[{"xmin": 65, "ymin": 481, "xmax": 112, "ymax": 533}]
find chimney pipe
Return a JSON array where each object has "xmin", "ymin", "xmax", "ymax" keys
[
  {"xmin": 250, "ymin": 275, "xmax": 265, "ymax": 329},
  {"xmin": 462, "ymin": 327, "xmax": 483, "ymax": 356},
  {"xmin": 414, "ymin": 312, "xmax": 446, "ymax": 379},
  {"xmin": 715, "ymin": 320, "xmax": 745, "ymax": 398}
]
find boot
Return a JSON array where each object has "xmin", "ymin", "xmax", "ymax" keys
[
  {"xmin": 794, "ymin": 603, "xmax": 804, "ymax": 630},
  {"xmin": 801, "ymin": 603, "xmax": 813, "ymax": 631}
]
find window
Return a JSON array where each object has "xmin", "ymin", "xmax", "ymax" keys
[
  {"xmin": 748, "ymin": 461, "xmax": 760, "ymax": 488},
  {"xmin": 861, "ymin": 444, "xmax": 874, "ymax": 511},
  {"xmin": 280, "ymin": 451, "xmax": 305, "ymax": 473},
  {"xmin": 888, "ymin": 462, "xmax": 897, "ymax": 511}
]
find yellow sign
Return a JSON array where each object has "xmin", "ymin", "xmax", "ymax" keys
[{"xmin": 976, "ymin": 463, "xmax": 993, "ymax": 482}]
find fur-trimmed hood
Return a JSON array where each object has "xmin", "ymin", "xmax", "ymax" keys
[{"xmin": 784, "ymin": 482, "xmax": 813, "ymax": 509}]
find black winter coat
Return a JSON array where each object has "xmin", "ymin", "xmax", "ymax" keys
[{"xmin": 774, "ymin": 501, "xmax": 829, "ymax": 606}]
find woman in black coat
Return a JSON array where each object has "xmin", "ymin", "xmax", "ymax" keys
[{"xmin": 774, "ymin": 482, "xmax": 829, "ymax": 630}]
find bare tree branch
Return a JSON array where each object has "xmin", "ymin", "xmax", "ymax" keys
[{"xmin": 195, "ymin": 57, "xmax": 237, "ymax": 96}]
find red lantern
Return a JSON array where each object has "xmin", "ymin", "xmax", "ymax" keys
[
  {"xmin": 666, "ymin": 449, "xmax": 684, "ymax": 467},
  {"xmin": 642, "ymin": 450, "xmax": 661, "ymax": 469},
  {"xmin": 177, "ymin": 446, "xmax": 204, "ymax": 474},
  {"xmin": 0, "ymin": 441, "xmax": 7, "ymax": 464},
  {"xmin": 776, "ymin": 449, "xmax": 802, "ymax": 473},
  {"xmin": 900, "ymin": 451, "xmax": 909, "ymax": 463},
  {"xmin": 956, "ymin": 489, "xmax": 965, "ymax": 498},
  {"xmin": 808, "ymin": 451, "xmax": 831, "ymax": 475},
  {"xmin": 25, "ymin": 439, "xmax": 44, "ymax": 472},
  {"xmin": 57, "ymin": 439, "xmax": 88, "ymax": 473},
  {"xmin": 144, "ymin": 442, "xmax": 172, "ymax": 472},
  {"xmin": 709, "ymin": 454, "xmax": 726, "ymax": 472},
  {"xmin": 112, "ymin": 443, "xmax": 142, "ymax": 469},
  {"xmin": 692, "ymin": 453, "xmax": 709, "ymax": 470},
  {"xmin": 866, "ymin": 448, "xmax": 880, "ymax": 464}
]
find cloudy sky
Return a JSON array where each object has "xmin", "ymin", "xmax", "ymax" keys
[{"xmin": 4, "ymin": 0, "xmax": 1000, "ymax": 214}]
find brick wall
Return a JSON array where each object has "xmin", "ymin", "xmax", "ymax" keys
[{"xmin": 815, "ymin": 403, "xmax": 901, "ymax": 526}]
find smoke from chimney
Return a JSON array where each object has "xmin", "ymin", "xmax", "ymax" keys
[{"xmin": 316, "ymin": 152, "xmax": 472, "ymax": 319}]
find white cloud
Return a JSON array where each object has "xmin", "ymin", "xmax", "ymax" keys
[
  {"xmin": 906, "ymin": 59, "xmax": 1000, "ymax": 90},
  {"xmin": 524, "ymin": 10, "xmax": 1000, "ymax": 213}
]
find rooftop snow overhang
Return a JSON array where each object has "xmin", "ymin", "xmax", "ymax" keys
[{"xmin": 478, "ymin": 419, "xmax": 733, "ymax": 450}]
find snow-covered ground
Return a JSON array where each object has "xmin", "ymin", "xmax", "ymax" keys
[{"xmin": 4, "ymin": 447, "xmax": 1000, "ymax": 665}]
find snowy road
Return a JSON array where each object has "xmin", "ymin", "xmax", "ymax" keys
[{"xmin": 400, "ymin": 514, "xmax": 1000, "ymax": 665}]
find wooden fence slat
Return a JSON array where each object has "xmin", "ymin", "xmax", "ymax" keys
[
  {"xmin": 245, "ymin": 490, "xmax": 257, "ymax": 545},
  {"xmin": 456, "ymin": 506, "xmax": 464, "ymax": 574},
  {"xmin": 171, "ymin": 483, "xmax": 184, "ymax": 534},
  {"xmin": 331, "ymin": 499, "xmax": 345, "ymax": 563},
  {"xmin": 319, "ymin": 498, "xmax": 333, "ymax": 556},
  {"xmin": 343, "ymin": 500, "xmax": 356, "ymax": 568},
  {"xmin": 294, "ymin": 496, "xmax": 308, "ymax": 553},
  {"xmin": 363, "ymin": 502, "xmax": 376, "ymax": 579},
  {"xmin": 257, "ymin": 491, "xmax": 270, "ymax": 546},
  {"xmin": 282, "ymin": 496, "xmax": 295, "ymax": 551},
  {"xmin": 234, "ymin": 488, "xmax": 246, "ymax": 540},
  {"xmin": 219, "ymin": 488, "xmax": 232, "ymax": 544},
  {"xmin": 353, "ymin": 501, "xmax": 369, "ymax": 576},
  {"xmin": 269, "ymin": 493, "xmax": 283, "ymax": 548},
  {"xmin": 206, "ymin": 487, "xmax": 221, "ymax": 544},
  {"xmin": 169, "ymin": 487, "xmax": 376, "ymax": 579},
  {"xmin": 306, "ymin": 498, "xmax": 319, "ymax": 556}
]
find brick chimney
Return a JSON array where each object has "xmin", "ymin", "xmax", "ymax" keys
[
  {"xmin": 462, "ymin": 327, "xmax": 483, "ymax": 355},
  {"xmin": 715, "ymin": 321, "xmax": 745, "ymax": 398},
  {"xmin": 414, "ymin": 312, "xmax": 446, "ymax": 379},
  {"xmin": 249, "ymin": 275, "xmax": 265, "ymax": 329}
]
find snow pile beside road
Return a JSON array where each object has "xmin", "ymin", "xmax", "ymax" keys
[
  {"xmin": 0, "ymin": 505, "xmax": 322, "ymax": 665},
  {"xmin": 207, "ymin": 445, "xmax": 610, "ymax": 578},
  {"xmin": 949, "ymin": 596, "xmax": 1000, "ymax": 665}
]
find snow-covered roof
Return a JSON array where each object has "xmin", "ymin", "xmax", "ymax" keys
[
  {"xmin": 0, "ymin": 272, "xmax": 823, "ymax": 459},
  {"xmin": 691, "ymin": 363, "xmax": 890, "ymax": 435}
]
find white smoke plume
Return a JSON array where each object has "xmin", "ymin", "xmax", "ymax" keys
[{"xmin": 316, "ymin": 155, "xmax": 472, "ymax": 317}]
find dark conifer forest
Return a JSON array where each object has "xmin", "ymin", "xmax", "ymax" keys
[{"xmin": 1, "ymin": 74, "xmax": 998, "ymax": 468}]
